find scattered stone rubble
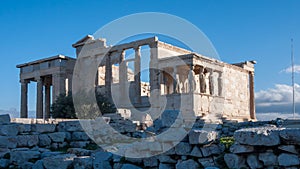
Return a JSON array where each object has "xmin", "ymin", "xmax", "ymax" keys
[{"xmin": 1, "ymin": 114, "xmax": 299, "ymax": 169}]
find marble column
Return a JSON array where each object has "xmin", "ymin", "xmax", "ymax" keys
[
  {"xmin": 172, "ymin": 66, "xmax": 178, "ymax": 93},
  {"xmin": 20, "ymin": 79, "xmax": 29, "ymax": 118},
  {"xmin": 249, "ymin": 71, "xmax": 256, "ymax": 119},
  {"xmin": 52, "ymin": 73, "xmax": 66, "ymax": 102},
  {"xmin": 36, "ymin": 77, "xmax": 43, "ymax": 118},
  {"xmin": 209, "ymin": 69, "xmax": 214, "ymax": 95},
  {"xmin": 149, "ymin": 43, "xmax": 159, "ymax": 92},
  {"xmin": 105, "ymin": 55, "xmax": 112, "ymax": 99},
  {"xmin": 134, "ymin": 46, "xmax": 141, "ymax": 103},
  {"xmin": 119, "ymin": 51, "xmax": 127, "ymax": 102},
  {"xmin": 218, "ymin": 72, "xmax": 224, "ymax": 97},
  {"xmin": 44, "ymin": 83, "xmax": 51, "ymax": 119}
]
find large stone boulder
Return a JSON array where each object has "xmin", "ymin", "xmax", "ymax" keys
[
  {"xmin": 16, "ymin": 135, "xmax": 39, "ymax": 147},
  {"xmin": 247, "ymin": 154, "xmax": 263, "ymax": 169},
  {"xmin": 10, "ymin": 150, "xmax": 40, "ymax": 164},
  {"xmin": 93, "ymin": 151, "xmax": 113, "ymax": 169},
  {"xmin": 258, "ymin": 152, "xmax": 277, "ymax": 166},
  {"xmin": 43, "ymin": 154, "xmax": 76, "ymax": 169},
  {"xmin": 279, "ymin": 128, "xmax": 300, "ymax": 144},
  {"xmin": 32, "ymin": 124, "xmax": 56, "ymax": 133},
  {"xmin": 278, "ymin": 153, "xmax": 300, "ymax": 167},
  {"xmin": 176, "ymin": 159, "xmax": 200, "ymax": 169},
  {"xmin": 234, "ymin": 126, "xmax": 282, "ymax": 146},
  {"xmin": 47, "ymin": 132, "xmax": 66, "ymax": 142},
  {"xmin": 0, "ymin": 136, "xmax": 17, "ymax": 148},
  {"xmin": 0, "ymin": 114, "xmax": 10, "ymax": 125},
  {"xmin": 188, "ymin": 129, "xmax": 217, "ymax": 144},
  {"xmin": 0, "ymin": 124, "xmax": 19, "ymax": 136},
  {"xmin": 224, "ymin": 153, "xmax": 245, "ymax": 169},
  {"xmin": 73, "ymin": 156, "xmax": 93, "ymax": 169},
  {"xmin": 230, "ymin": 143, "xmax": 254, "ymax": 153},
  {"xmin": 175, "ymin": 142, "xmax": 192, "ymax": 155}
]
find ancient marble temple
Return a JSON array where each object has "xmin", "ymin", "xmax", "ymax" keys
[{"xmin": 17, "ymin": 35, "xmax": 256, "ymax": 121}]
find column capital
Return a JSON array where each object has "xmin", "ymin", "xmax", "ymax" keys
[
  {"xmin": 20, "ymin": 79, "xmax": 29, "ymax": 84},
  {"xmin": 148, "ymin": 42, "xmax": 158, "ymax": 48},
  {"xmin": 133, "ymin": 45, "xmax": 141, "ymax": 51}
]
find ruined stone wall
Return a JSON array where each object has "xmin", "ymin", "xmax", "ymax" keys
[{"xmin": 6, "ymin": 113, "xmax": 295, "ymax": 169}]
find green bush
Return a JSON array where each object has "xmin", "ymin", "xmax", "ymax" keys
[
  {"xmin": 51, "ymin": 91, "xmax": 116, "ymax": 119},
  {"xmin": 220, "ymin": 136, "xmax": 235, "ymax": 150}
]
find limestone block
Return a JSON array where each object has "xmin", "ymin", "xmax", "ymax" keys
[
  {"xmin": 38, "ymin": 134, "xmax": 52, "ymax": 147},
  {"xmin": 70, "ymin": 141, "xmax": 89, "ymax": 148},
  {"xmin": 234, "ymin": 127, "xmax": 281, "ymax": 146},
  {"xmin": 93, "ymin": 151, "xmax": 113, "ymax": 169},
  {"xmin": 0, "ymin": 124, "xmax": 19, "ymax": 136},
  {"xmin": 258, "ymin": 152, "xmax": 277, "ymax": 166},
  {"xmin": 0, "ymin": 148, "xmax": 9, "ymax": 158},
  {"xmin": 224, "ymin": 153, "xmax": 245, "ymax": 169},
  {"xmin": 10, "ymin": 150, "xmax": 40, "ymax": 164},
  {"xmin": 176, "ymin": 159, "xmax": 199, "ymax": 169},
  {"xmin": 278, "ymin": 153, "xmax": 300, "ymax": 167},
  {"xmin": 32, "ymin": 160, "xmax": 44, "ymax": 169},
  {"xmin": 48, "ymin": 132, "xmax": 66, "ymax": 142},
  {"xmin": 0, "ymin": 114, "xmax": 10, "ymax": 125},
  {"xmin": 278, "ymin": 145, "xmax": 298, "ymax": 154},
  {"xmin": 198, "ymin": 158, "xmax": 215, "ymax": 167},
  {"xmin": 0, "ymin": 136, "xmax": 17, "ymax": 148},
  {"xmin": 42, "ymin": 154, "xmax": 76, "ymax": 169},
  {"xmin": 159, "ymin": 163, "xmax": 174, "ymax": 169},
  {"xmin": 0, "ymin": 159, "xmax": 9, "ymax": 168},
  {"xmin": 32, "ymin": 124, "xmax": 56, "ymax": 133},
  {"xmin": 229, "ymin": 143, "xmax": 254, "ymax": 153},
  {"xmin": 72, "ymin": 132, "xmax": 90, "ymax": 141},
  {"xmin": 18, "ymin": 124, "xmax": 32, "ymax": 133},
  {"xmin": 57, "ymin": 121, "xmax": 83, "ymax": 132},
  {"xmin": 247, "ymin": 154, "xmax": 263, "ymax": 169},
  {"xmin": 121, "ymin": 164, "xmax": 142, "ymax": 169},
  {"xmin": 279, "ymin": 128, "xmax": 300, "ymax": 144},
  {"xmin": 200, "ymin": 144, "xmax": 222, "ymax": 157},
  {"xmin": 41, "ymin": 152, "xmax": 63, "ymax": 158},
  {"xmin": 175, "ymin": 142, "xmax": 192, "ymax": 155},
  {"xmin": 188, "ymin": 129, "xmax": 217, "ymax": 144},
  {"xmin": 143, "ymin": 156, "xmax": 158, "ymax": 167},
  {"xmin": 73, "ymin": 156, "xmax": 93, "ymax": 169},
  {"xmin": 17, "ymin": 135, "xmax": 39, "ymax": 147},
  {"xmin": 157, "ymin": 155, "xmax": 176, "ymax": 163},
  {"xmin": 67, "ymin": 148, "xmax": 92, "ymax": 156},
  {"xmin": 190, "ymin": 146, "xmax": 203, "ymax": 157}
]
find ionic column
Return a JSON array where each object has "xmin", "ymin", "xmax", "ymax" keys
[
  {"xmin": 218, "ymin": 72, "xmax": 224, "ymax": 97},
  {"xmin": 149, "ymin": 43, "xmax": 159, "ymax": 92},
  {"xmin": 36, "ymin": 77, "xmax": 43, "ymax": 118},
  {"xmin": 20, "ymin": 79, "xmax": 29, "ymax": 118},
  {"xmin": 119, "ymin": 51, "xmax": 127, "ymax": 100},
  {"xmin": 172, "ymin": 66, "xmax": 178, "ymax": 93},
  {"xmin": 134, "ymin": 46, "xmax": 141, "ymax": 103},
  {"xmin": 44, "ymin": 83, "xmax": 51, "ymax": 119},
  {"xmin": 249, "ymin": 71, "xmax": 256, "ymax": 119},
  {"xmin": 105, "ymin": 55, "xmax": 112, "ymax": 99}
]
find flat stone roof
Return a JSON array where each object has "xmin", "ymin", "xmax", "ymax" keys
[{"xmin": 16, "ymin": 54, "xmax": 76, "ymax": 68}]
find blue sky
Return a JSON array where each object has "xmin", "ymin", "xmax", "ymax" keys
[{"xmin": 0, "ymin": 0, "xmax": 300, "ymax": 116}]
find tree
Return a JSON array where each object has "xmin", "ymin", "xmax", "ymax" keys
[{"xmin": 51, "ymin": 91, "xmax": 116, "ymax": 119}]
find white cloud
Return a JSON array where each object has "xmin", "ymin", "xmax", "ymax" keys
[
  {"xmin": 255, "ymin": 83, "xmax": 300, "ymax": 115},
  {"xmin": 281, "ymin": 65, "xmax": 300, "ymax": 73}
]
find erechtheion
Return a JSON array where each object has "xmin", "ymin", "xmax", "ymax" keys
[{"xmin": 17, "ymin": 35, "xmax": 256, "ymax": 121}]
